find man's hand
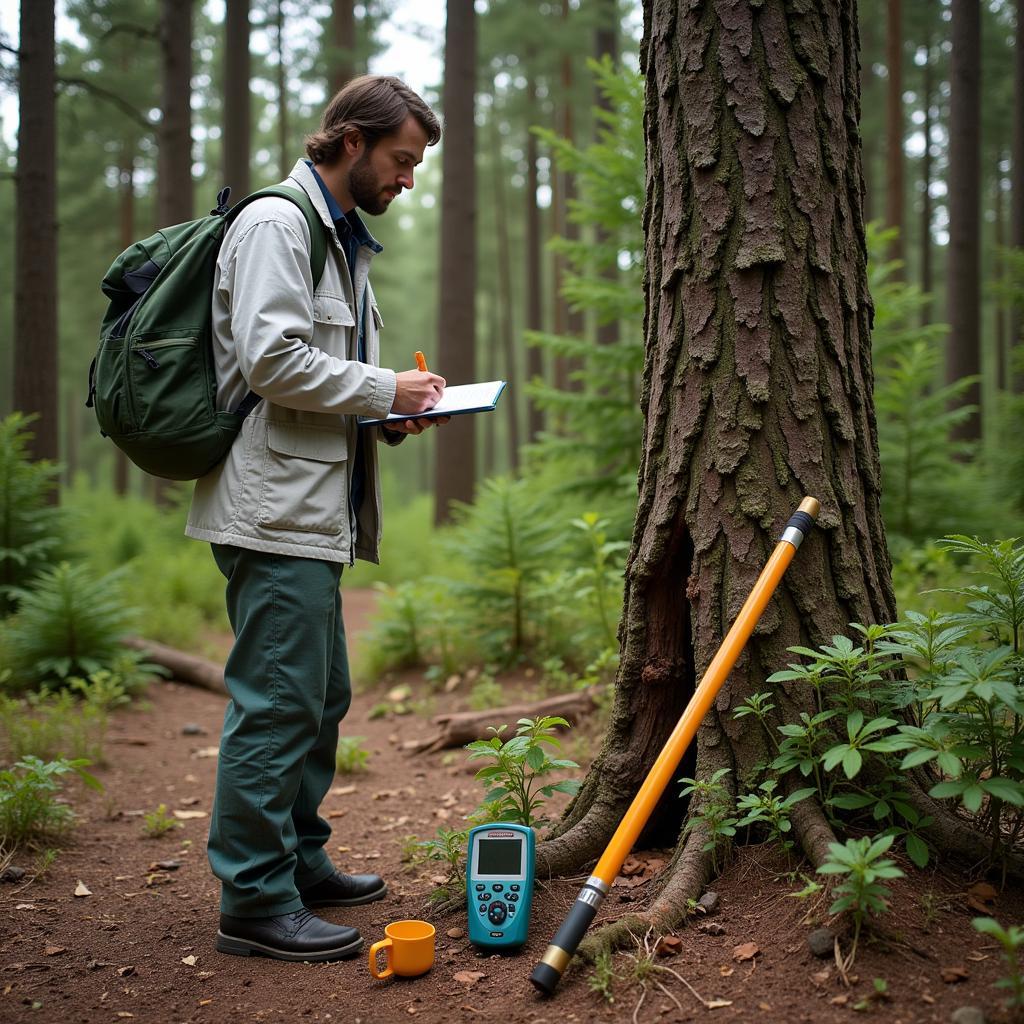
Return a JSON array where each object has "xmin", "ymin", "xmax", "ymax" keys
[
  {"xmin": 392, "ymin": 369, "xmax": 446, "ymax": 415},
  {"xmin": 384, "ymin": 416, "xmax": 451, "ymax": 436}
]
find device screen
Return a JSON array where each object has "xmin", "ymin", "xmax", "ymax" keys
[{"xmin": 476, "ymin": 837, "xmax": 522, "ymax": 876}]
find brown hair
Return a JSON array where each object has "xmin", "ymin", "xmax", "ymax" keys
[{"xmin": 305, "ymin": 75, "xmax": 441, "ymax": 164}]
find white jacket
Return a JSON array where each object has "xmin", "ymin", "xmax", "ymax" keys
[{"xmin": 185, "ymin": 160, "xmax": 397, "ymax": 564}]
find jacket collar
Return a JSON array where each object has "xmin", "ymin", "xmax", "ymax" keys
[{"xmin": 284, "ymin": 159, "xmax": 382, "ymax": 254}]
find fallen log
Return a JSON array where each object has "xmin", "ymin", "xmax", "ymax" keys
[
  {"xmin": 123, "ymin": 636, "xmax": 227, "ymax": 696},
  {"xmin": 410, "ymin": 687, "xmax": 602, "ymax": 754}
]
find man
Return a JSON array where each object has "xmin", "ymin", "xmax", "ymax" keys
[{"xmin": 185, "ymin": 76, "xmax": 447, "ymax": 962}]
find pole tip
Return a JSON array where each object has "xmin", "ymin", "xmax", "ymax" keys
[
  {"xmin": 798, "ymin": 496, "xmax": 820, "ymax": 519},
  {"xmin": 529, "ymin": 962, "xmax": 561, "ymax": 996}
]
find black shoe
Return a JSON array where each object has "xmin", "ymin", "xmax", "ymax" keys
[
  {"xmin": 216, "ymin": 908, "xmax": 363, "ymax": 962},
  {"xmin": 299, "ymin": 869, "xmax": 388, "ymax": 908}
]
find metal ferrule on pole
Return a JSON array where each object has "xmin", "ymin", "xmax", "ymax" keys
[{"xmin": 529, "ymin": 497, "xmax": 819, "ymax": 997}]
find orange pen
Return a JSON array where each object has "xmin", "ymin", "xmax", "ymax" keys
[{"xmin": 414, "ymin": 351, "xmax": 428, "ymax": 372}]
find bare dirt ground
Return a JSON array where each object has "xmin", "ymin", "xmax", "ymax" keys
[{"xmin": 2, "ymin": 589, "xmax": 1022, "ymax": 1024}]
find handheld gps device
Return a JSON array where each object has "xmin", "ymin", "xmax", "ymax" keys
[{"xmin": 466, "ymin": 823, "xmax": 535, "ymax": 949}]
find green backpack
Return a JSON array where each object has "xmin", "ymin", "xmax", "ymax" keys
[{"xmin": 88, "ymin": 186, "xmax": 328, "ymax": 480}]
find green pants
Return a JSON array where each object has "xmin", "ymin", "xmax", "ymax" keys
[{"xmin": 207, "ymin": 544, "xmax": 352, "ymax": 917}]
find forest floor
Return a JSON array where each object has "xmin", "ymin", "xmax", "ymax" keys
[{"xmin": 2, "ymin": 589, "xmax": 1022, "ymax": 1024}]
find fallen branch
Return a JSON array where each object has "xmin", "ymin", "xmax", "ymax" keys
[
  {"xmin": 123, "ymin": 636, "xmax": 226, "ymax": 696},
  {"xmin": 409, "ymin": 687, "xmax": 602, "ymax": 754}
]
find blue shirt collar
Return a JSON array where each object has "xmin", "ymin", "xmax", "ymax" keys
[{"xmin": 305, "ymin": 160, "xmax": 382, "ymax": 254}]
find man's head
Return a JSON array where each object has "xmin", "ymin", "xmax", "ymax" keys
[{"xmin": 306, "ymin": 75, "xmax": 441, "ymax": 215}]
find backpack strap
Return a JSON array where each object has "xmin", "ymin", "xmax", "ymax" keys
[
  {"xmin": 222, "ymin": 185, "xmax": 332, "ymax": 418},
  {"xmin": 226, "ymin": 185, "xmax": 329, "ymax": 288}
]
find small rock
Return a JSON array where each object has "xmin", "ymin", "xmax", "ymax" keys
[
  {"xmin": 698, "ymin": 891, "xmax": 720, "ymax": 915},
  {"xmin": 951, "ymin": 1008, "xmax": 986, "ymax": 1024},
  {"xmin": 807, "ymin": 928, "xmax": 836, "ymax": 959},
  {"xmin": 0, "ymin": 866, "xmax": 27, "ymax": 883},
  {"xmin": 446, "ymin": 928, "xmax": 465, "ymax": 939},
  {"xmin": 181, "ymin": 724, "xmax": 205, "ymax": 736}
]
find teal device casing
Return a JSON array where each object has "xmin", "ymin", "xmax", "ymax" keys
[{"xmin": 466, "ymin": 823, "xmax": 535, "ymax": 949}]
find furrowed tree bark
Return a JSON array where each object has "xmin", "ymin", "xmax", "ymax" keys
[{"xmin": 540, "ymin": 0, "xmax": 893, "ymax": 936}]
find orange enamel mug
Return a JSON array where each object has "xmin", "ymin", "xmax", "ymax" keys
[{"xmin": 368, "ymin": 920, "xmax": 435, "ymax": 979}]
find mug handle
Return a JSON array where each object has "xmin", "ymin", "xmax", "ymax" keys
[{"xmin": 368, "ymin": 937, "xmax": 393, "ymax": 979}]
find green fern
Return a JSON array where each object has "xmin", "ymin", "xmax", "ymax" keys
[
  {"xmin": 6, "ymin": 562, "xmax": 138, "ymax": 688},
  {"xmin": 0, "ymin": 413, "xmax": 64, "ymax": 613}
]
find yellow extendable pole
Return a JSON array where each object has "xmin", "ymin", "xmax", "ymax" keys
[{"xmin": 530, "ymin": 497, "xmax": 820, "ymax": 996}]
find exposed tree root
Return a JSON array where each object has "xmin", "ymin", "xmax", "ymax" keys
[
  {"xmin": 575, "ymin": 824, "xmax": 715, "ymax": 964},
  {"xmin": 786, "ymin": 780, "xmax": 839, "ymax": 868}
]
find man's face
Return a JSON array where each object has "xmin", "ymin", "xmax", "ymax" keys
[{"xmin": 348, "ymin": 114, "xmax": 429, "ymax": 216}]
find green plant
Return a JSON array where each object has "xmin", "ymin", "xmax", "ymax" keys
[
  {"xmin": 817, "ymin": 834, "xmax": 905, "ymax": 967},
  {"xmin": 415, "ymin": 827, "xmax": 468, "ymax": 888},
  {"xmin": 467, "ymin": 673, "xmax": 504, "ymax": 711},
  {"xmin": 0, "ymin": 413, "xmax": 64, "ymax": 613},
  {"xmin": 0, "ymin": 755, "xmax": 101, "ymax": 848},
  {"xmin": 735, "ymin": 780, "xmax": 815, "ymax": 849},
  {"xmin": 679, "ymin": 767, "xmax": 737, "ymax": 871},
  {"xmin": 589, "ymin": 949, "xmax": 619, "ymax": 1004},
  {"xmin": 853, "ymin": 977, "xmax": 890, "ymax": 1012},
  {"xmin": 335, "ymin": 736, "xmax": 370, "ymax": 774},
  {"xmin": 142, "ymin": 803, "xmax": 182, "ymax": 838},
  {"xmin": 562, "ymin": 513, "xmax": 628, "ymax": 649},
  {"xmin": 465, "ymin": 716, "xmax": 581, "ymax": 828},
  {"xmin": 5, "ymin": 561, "xmax": 142, "ymax": 688},
  {"xmin": 973, "ymin": 916, "xmax": 1024, "ymax": 1009}
]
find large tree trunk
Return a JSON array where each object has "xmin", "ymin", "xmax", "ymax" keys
[
  {"xmin": 223, "ymin": 0, "xmax": 251, "ymax": 199},
  {"xmin": 434, "ymin": 0, "xmax": 477, "ymax": 524},
  {"xmin": 885, "ymin": 0, "xmax": 903, "ymax": 271},
  {"xmin": 945, "ymin": 0, "xmax": 981, "ymax": 443},
  {"xmin": 539, "ymin": 0, "xmax": 895, "ymax": 933},
  {"xmin": 14, "ymin": 0, "xmax": 58, "ymax": 465}
]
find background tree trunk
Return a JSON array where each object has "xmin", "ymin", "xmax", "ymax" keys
[
  {"xmin": 330, "ymin": 0, "xmax": 357, "ymax": 95},
  {"xmin": 14, "ymin": 0, "xmax": 59, "ymax": 465},
  {"xmin": 223, "ymin": 0, "xmax": 251, "ymax": 199},
  {"xmin": 945, "ymin": 0, "xmax": 981, "ymax": 443},
  {"xmin": 920, "ymin": 36, "xmax": 933, "ymax": 325},
  {"xmin": 115, "ymin": 147, "xmax": 135, "ymax": 496},
  {"xmin": 524, "ymin": 68, "xmax": 545, "ymax": 443},
  {"xmin": 434, "ymin": 0, "xmax": 477, "ymax": 524},
  {"xmin": 1012, "ymin": 0, "xmax": 1024, "ymax": 390},
  {"xmin": 275, "ymin": 1, "xmax": 289, "ymax": 181},
  {"xmin": 158, "ymin": 0, "xmax": 193, "ymax": 228},
  {"xmin": 885, "ymin": 0, "xmax": 904, "ymax": 271},
  {"xmin": 595, "ymin": 0, "xmax": 620, "ymax": 348},
  {"xmin": 539, "ymin": 0, "xmax": 896, "ymax": 925}
]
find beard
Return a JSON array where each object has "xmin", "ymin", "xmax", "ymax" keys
[{"xmin": 348, "ymin": 151, "xmax": 394, "ymax": 216}]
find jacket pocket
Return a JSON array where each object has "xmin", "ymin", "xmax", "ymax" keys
[
  {"xmin": 257, "ymin": 422, "xmax": 349, "ymax": 535},
  {"xmin": 313, "ymin": 294, "xmax": 355, "ymax": 327}
]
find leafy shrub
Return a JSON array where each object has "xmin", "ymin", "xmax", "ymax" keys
[
  {"xmin": 4, "ymin": 561, "xmax": 150, "ymax": 689},
  {"xmin": 0, "ymin": 755, "xmax": 101, "ymax": 849},
  {"xmin": 817, "ymin": 834, "xmax": 904, "ymax": 966},
  {"xmin": 973, "ymin": 916, "xmax": 1024, "ymax": 1010},
  {"xmin": 0, "ymin": 413, "xmax": 64, "ymax": 613},
  {"xmin": 335, "ymin": 736, "xmax": 370, "ymax": 774},
  {"xmin": 465, "ymin": 715, "xmax": 581, "ymax": 828},
  {"xmin": 747, "ymin": 534, "xmax": 1024, "ymax": 873}
]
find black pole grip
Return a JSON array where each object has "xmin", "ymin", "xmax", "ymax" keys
[{"xmin": 529, "ymin": 897, "xmax": 599, "ymax": 995}]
